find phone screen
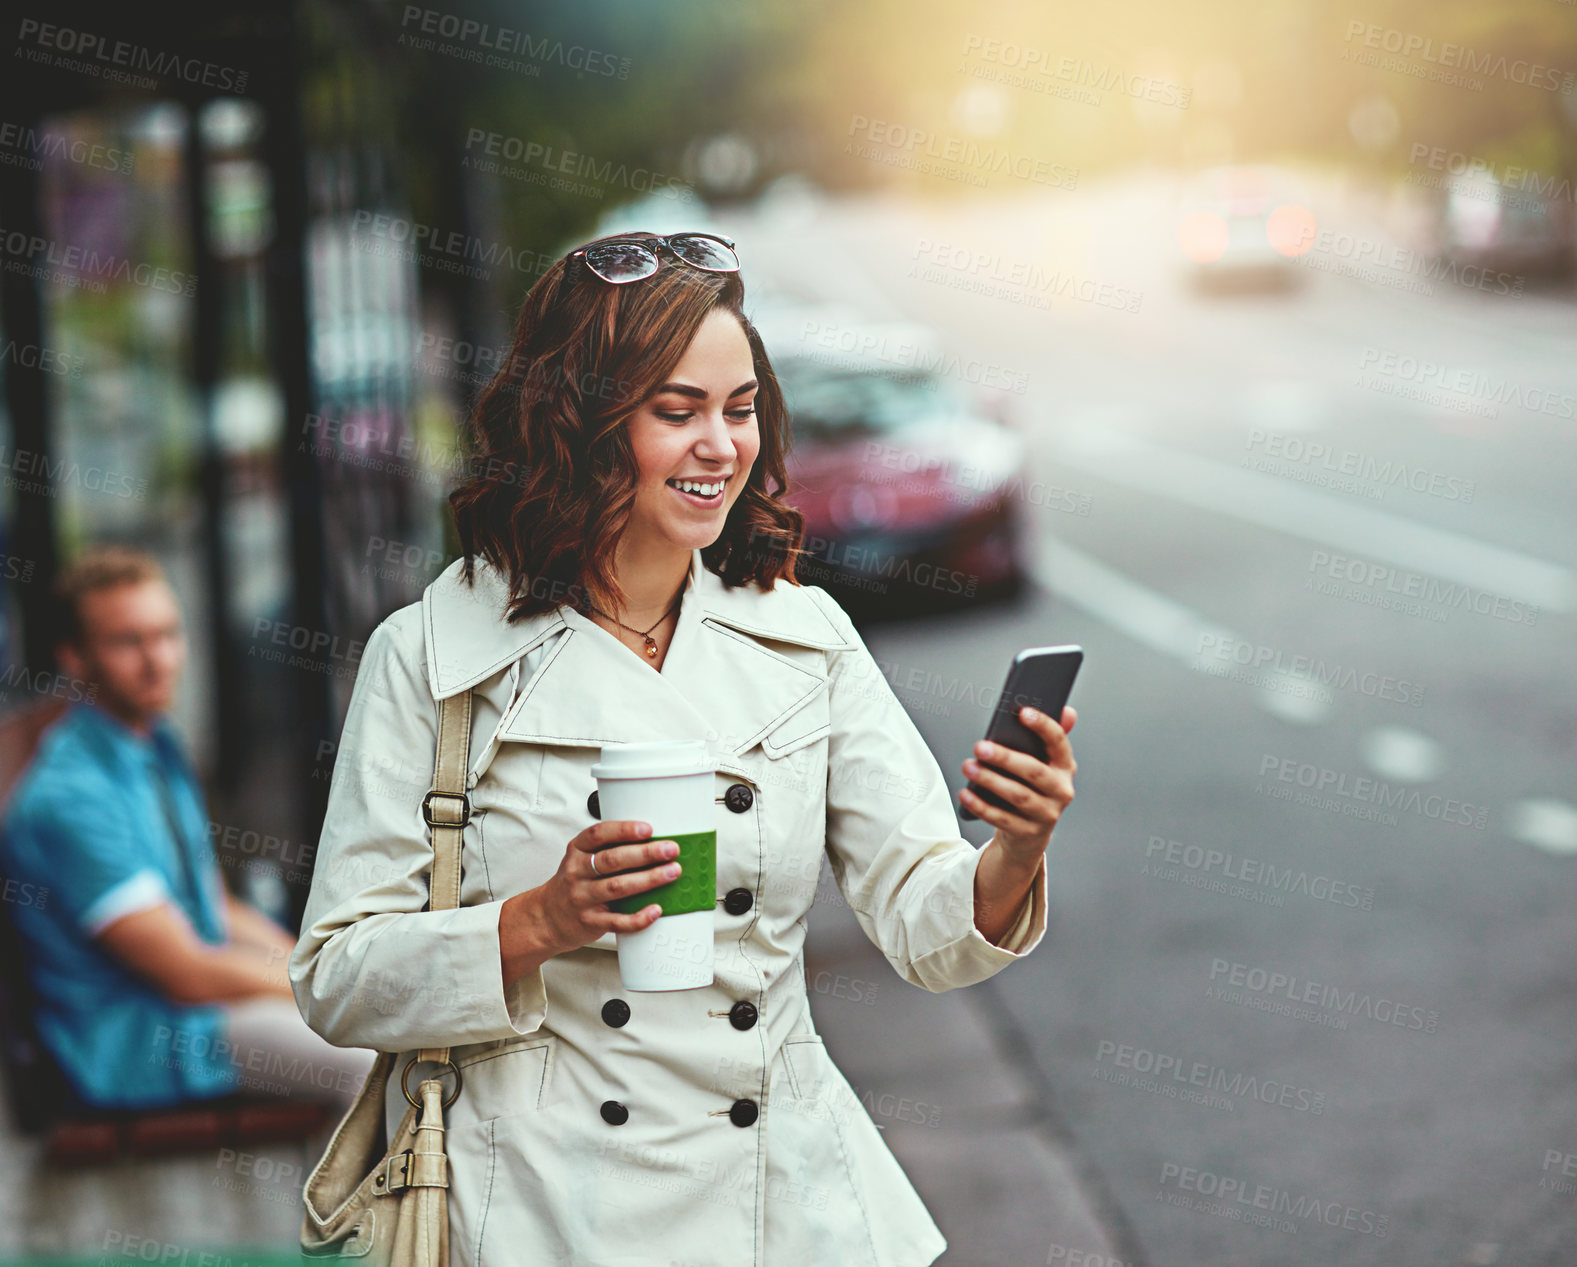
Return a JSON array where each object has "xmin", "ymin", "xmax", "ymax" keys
[{"xmin": 960, "ymin": 645, "xmax": 1082, "ymax": 821}]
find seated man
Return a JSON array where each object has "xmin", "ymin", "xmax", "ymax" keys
[{"xmin": 0, "ymin": 545, "xmax": 373, "ymax": 1113}]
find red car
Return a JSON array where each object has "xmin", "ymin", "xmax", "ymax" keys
[{"xmin": 760, "ymin": 318, "xmax": 1029, "ymax": 620}]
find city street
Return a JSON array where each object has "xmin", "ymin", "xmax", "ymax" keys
[{"xmin": 730, "ymin": 174, "xmax": 1577, "ymax": 1266}]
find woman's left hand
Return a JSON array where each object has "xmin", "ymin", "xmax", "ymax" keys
[{"xmin": 959, "ymin": 705, "xmax": 1078, "ymax": 864}]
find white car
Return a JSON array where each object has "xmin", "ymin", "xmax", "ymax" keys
[{"xmin": 1177, "ymin": 164, "xmax": 1312, "ymax": 292}]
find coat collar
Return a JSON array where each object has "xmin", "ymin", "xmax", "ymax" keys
[{"xmin": 422, "ymin": 549, "xmax": 855, "ymax": 759}]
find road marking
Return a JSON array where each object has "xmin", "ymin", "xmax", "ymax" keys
[
  {"xmin": 1240, "ymin": 378, "xmax": 1325, "ymax": 432},
  {"xmin": 1506, "ymin": 799, "xmax": 1577, "ymax": 855},
  {"xmin": 1055, "ymin": 427, "xmax": 1576, "ymax": 612},
  {"xmin": 1030, "ymin": 538, "xmax": 1331, "ymax": 723},
  {"xmin": 1359, "ymin": 726, "xmax": 1444, "ymax": 783}
]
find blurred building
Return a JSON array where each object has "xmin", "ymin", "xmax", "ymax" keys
[{"xmin": 0, "ymin": 0, "xmax": 497, "ymax": 928}]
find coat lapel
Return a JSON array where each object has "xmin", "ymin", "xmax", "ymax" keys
[{"xmin": 422, "ymin": 549, "xmax": 855, "ymax": 760}]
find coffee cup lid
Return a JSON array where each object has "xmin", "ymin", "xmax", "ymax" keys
[{"xmin": 590, "ymin": 740, "xmax": 714, "ymax": 779}]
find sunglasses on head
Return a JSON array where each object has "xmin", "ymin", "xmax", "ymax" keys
[{"xmin": 569, "ymin": 232, "xmax": 740, "ymax": 284}]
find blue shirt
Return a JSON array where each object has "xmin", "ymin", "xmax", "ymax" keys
[{"xmin": 0, "ymin": 702, "xmax": 240, "ymax": 1108}]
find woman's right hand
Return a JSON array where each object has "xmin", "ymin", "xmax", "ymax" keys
[{"xmin": 499, "ymin": 821, "xmax": 680, "ymax": 985}]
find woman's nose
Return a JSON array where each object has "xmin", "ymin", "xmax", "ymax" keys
[{"xmin": 692, "ymin": 411, "xmax": 734, "ymax": 458}]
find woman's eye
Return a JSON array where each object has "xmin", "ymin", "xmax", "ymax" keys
[{"xmin": 655, "ymin": 407, "xmax": 756, "ymax": 422}]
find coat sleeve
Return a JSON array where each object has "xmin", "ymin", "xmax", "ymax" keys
[
  {"xmin": 807, "ymin": 587, "xmax": 1048, "ymax": 992},
  {"xmin": 288, "ymin": 607, "xmax": 548, "ymax": 1050}
]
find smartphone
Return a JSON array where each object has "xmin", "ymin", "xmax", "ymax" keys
[{"xmin": 959, "ymin": 645, "xmax": 1083, "ymax": 821}]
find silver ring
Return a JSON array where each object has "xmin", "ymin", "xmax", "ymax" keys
[{"xmin": 590, "ymin": 850, "xmax": 602, "ymax": 876}]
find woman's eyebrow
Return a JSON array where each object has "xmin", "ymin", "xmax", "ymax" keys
[{"xmin": 656, "ymin": 380, "xmax": 759, "ymax": 399}]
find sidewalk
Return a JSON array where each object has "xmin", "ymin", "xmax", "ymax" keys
[
  {"xmin": 803, "ymin": 890, "xmax": 1146, "ymax": 1267},
  {"xmin": 0, "ymin": 900, "xmax": 1144, "ymax": 1266}
]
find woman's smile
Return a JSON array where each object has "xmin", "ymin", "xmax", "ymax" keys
[{"xmin": 665, "ymin": 475, "xmax": 730, "ymax": 508}]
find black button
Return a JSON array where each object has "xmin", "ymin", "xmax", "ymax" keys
[
  {"xmin": 601, "ymin": 999, "xmax": 630, "ymax": 1028},
  {"xmin": 723, "ymin": 888, "xmax": 753, "ymax": 916},
  {"xmin": 729, "ymin": 1099, "xmax": 758, "ymax": 1127},
  {"xmin": 587, "ymin": 790, "xmax": 600, "ymax": 818},
  {"xmin": 724, "ymin": 783, "xmax": 754, "ymax": 814},
  {"xmin": 600, "ymin": 1100, "xmax": 629, "ymax": 1126},
  {"xmin": 728, "ymin": 1001, "xmax": 758, "ymax": 1031}
]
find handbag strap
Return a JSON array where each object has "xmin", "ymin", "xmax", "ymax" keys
[{"xmin": 415, "ymin": 689, "xmax": 473, "ymax": 1068}]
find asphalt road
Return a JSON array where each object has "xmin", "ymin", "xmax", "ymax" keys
[{"xmin": 712, "ymin": 171, "xmax": 1577, "ymax": 1267}]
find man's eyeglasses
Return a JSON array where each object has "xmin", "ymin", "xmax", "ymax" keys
[{"xmin": 570, "ymin": 233, "xmax": 740, "ymax": 284}]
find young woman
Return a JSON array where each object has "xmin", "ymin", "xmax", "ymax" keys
[{"xmin": 290, "ymin": 230, "xmax": 1078, "ymax": 1266}]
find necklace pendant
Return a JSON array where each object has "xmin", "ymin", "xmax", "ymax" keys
[{"xmin": 644, "ymin": 636, "xmax": 658, "ymax": 658}]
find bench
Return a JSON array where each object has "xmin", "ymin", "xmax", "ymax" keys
[{"xmin": 0, "ymin": 696, "xmax": 333, "ymax": 1167}]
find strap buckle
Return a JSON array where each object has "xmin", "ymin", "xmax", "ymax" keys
[
  {"xmin": 376, "ymin": 1150, "xmax": 414, "ymax": 1193},
  {"xmin": 422, "ymin": 789, "xmax": 471, "ymax": 829}
]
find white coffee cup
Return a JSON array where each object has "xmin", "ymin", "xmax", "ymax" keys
[{"xmin": 590, "ymin": 740, "xmax": 716, "ymax": 991}]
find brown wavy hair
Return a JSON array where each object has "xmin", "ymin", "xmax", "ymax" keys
[{"xmin": 448, "ymin": 229, "xmax": 806, "ymax": 622}]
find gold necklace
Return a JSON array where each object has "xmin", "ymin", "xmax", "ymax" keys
[{"xmin": 587, "ymin": 595, "xmax": 681, "ymax": 659}]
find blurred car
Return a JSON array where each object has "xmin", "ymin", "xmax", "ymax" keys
[
  {"xmin": 754, "ymin": 307, "xmax": 1029, "ymax": 620},
  {"xmin": 1177, "ymin": 164, "xmax": 1313, "ymax": 294},
  {"xmin": 1426, "ymin": 169, "xmax": 1573, "ymax": 281}
]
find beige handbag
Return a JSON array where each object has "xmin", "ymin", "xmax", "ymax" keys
[{"xmin": 299, "ymin": 691, "xmax": 474, "ymax": 1264}]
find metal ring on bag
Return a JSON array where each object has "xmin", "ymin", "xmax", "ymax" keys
[{"xmin": 401, "ymin": 1055, "xmax": 463, "ymax": 1109}]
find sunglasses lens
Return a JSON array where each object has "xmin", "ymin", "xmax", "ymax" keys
[
  {"xmin": 583, "ymin": 241, "xmax": 659, "ymax": 282},
  {"xmin": 667, "ymin": 235, "xmax": 739, "ymax": 272}
]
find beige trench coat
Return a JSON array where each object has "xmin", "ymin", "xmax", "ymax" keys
[{"xmin": 289, "ymin": 548, "xmax": 1048, "ymax": 1267}]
